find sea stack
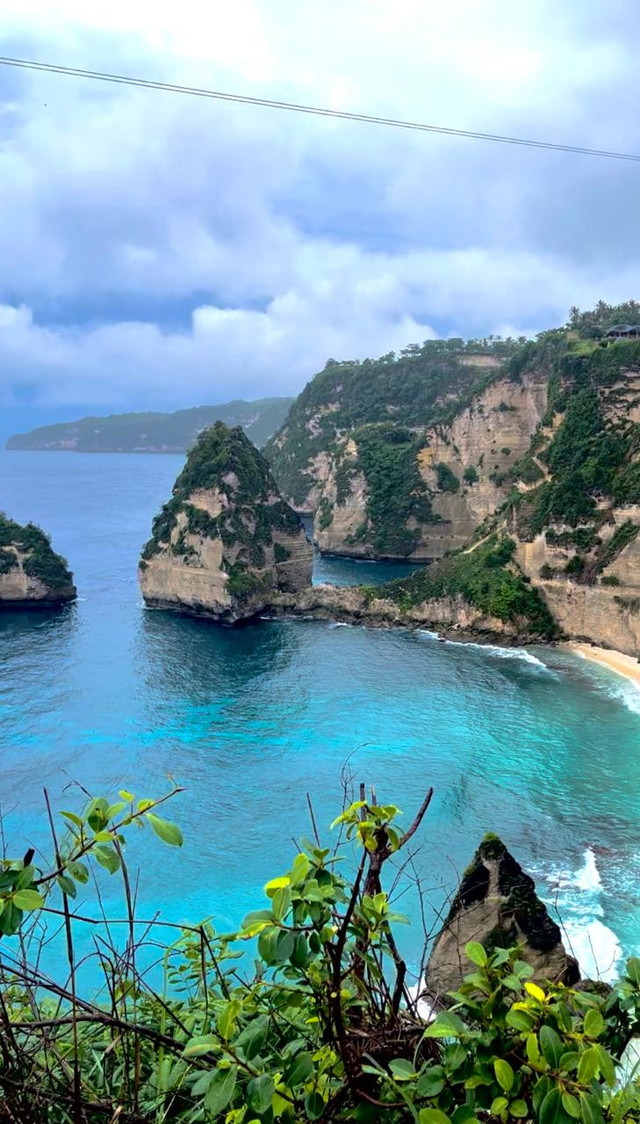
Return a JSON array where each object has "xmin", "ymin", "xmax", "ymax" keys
[
  {"xmin": 425, "ymin": 833, "xmax": 579, "ymax": 996},
  {"xmin": 0, "ymin": 514, "xmax": 76, "ymax": 608},
  {"xmin": 139, "ymin": 422, "xmax": 313, "ymax": 624}
]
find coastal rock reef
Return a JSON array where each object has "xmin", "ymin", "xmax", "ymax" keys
[
  {"xmin": 0, "ymin": 514, "xmax": 76, "ymax": 608},
  {"xmin": 424, "ymin": 833, "xmax": 579, "ymax": 1000},
  {"xmin": 139, "ymin": 422, "xmax": 312, "ymax": 623}
]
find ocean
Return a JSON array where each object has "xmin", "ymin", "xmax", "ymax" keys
[{"xmin": 1, "ymin": 449, "xmax": 639, "ymax": 984}]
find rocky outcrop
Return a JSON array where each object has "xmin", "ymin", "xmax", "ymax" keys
[
  {"xmin": 272, "ymin": 584, "xmax": 526, "ymax": 638},
  {"xmin": 514, "ymin": 513, "xmax": 640, "ymax": 656},
  {"xmin": 0, "ymin": 515, "xmax": 76, "ymax": 608},
  {"xmin": 424, "ymin": 834, "xmax": 579, "ymax": 997},
  {"xmin": 313, "ymin": 372, "xmax": 548, "ymax": 560},
  {"xmin": 139, "ymin": 422, "xmax": 312, "ymax": 624}
]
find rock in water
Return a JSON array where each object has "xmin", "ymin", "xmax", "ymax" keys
[
  {"xmin": 425, "ymin": 833, "xmax": 579, "ymax": 995},
  {"xmin": 139, "ymin": 422, "xmax": 313, "ymax": 624},
  {"xmin": 0, "ymin": 514, "xmax": 76, "ymax": 608}
]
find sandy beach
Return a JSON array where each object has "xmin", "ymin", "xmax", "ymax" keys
[{"xmin": 565, "ymin": 642, "xmax": 640, "ymax": 689}]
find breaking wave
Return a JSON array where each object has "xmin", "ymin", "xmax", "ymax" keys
[{"xmin": 537, "ymin": 847, "xmax": 623, "ymax": 982}]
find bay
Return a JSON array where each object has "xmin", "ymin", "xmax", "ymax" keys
[{"xmin": 1, "ymin": 449, "xmax": 639, "ymax": 982}]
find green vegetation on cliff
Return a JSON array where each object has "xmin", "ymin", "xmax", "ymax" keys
[
  {"xmin": 2, "ymin": 785, "xmax": 639, "ymax": 1123},
  {"xmin": 498, "ymin": 331, "xmax": 640, "ymax": 586},
  {"xmin": 7, "ymin": 397, "xmax": 293, "ymax": 453},
  {"xmin": 347, "ymin": 424, "xmax": 440, "ymax": 556},
  {"xmin": 141, "ymin": 422, "xmax": 302, "ymax": 571},
  {"xmin": 0, "ymin": 513, "xmax": 74, "ymax": 592},
  {"xmin": 378, "ymin": 535, "xmax": 558, "ymax": 637},
  {"xmin": 265, "ymin": 338, "xmax": 521, "ymax": 507}
]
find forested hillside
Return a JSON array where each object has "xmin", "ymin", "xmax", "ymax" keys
[{"xmin": 7, "ymin": 397, "xmax": 293, "ymax": 453}]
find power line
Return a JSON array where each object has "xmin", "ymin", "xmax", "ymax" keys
[{"xmin": 1, "ymin": 54, "xmax": 639, "ymax": 163}]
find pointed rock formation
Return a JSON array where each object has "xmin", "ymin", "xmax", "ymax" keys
[
  {"xmin": 139, "ymin": 422, "xmax": 313, "ymax": 624},
  {"xmin": 425, "ymin": 834, "xmax": 579, "ymax": 996},
  {"xmin": 0, "ymin": 514, "xmax": 76, "ymax": 608}
]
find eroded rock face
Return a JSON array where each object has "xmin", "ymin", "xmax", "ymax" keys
[
  {"xmin": 424, "ymin": 835, "xmax": 579, "ymax": 998},
  {"xmin": 313, "ymin": 372, "xmax": 548, "ymax": 560},
  {"xmin": 139, "ymin": 423, "xmax": 312, "ymax": 624},
  {"xmin": 0, "ymin": 516, "xmax": 76, "ymax": 609}
]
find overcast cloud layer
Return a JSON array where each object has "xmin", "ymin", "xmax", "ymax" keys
[{"xmin": 1, "ymin": 0, "xmax": 640, "ymax": 421}]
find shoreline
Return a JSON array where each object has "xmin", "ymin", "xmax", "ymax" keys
[{"xmin": 564, "ymin": 641, "xmax": 640, "ymax": 689}]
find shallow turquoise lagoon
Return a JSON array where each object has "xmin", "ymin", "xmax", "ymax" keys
[{"xmin": 1, "ymin": 449, "xmax": 639, "ymax": 981}]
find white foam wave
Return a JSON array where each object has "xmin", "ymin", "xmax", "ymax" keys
[
  {"xmin": 561, "ymin": 918, "xmax": 622, "ymax": 983},
  {"xmin": 446, "ymin": 639, "xmax": 551, "ymax": 669},
  {"xmin": 539, "ymin": 848, "xmax": 623, "ymax": 982},
  {"xmin": 327, "ymin": 621, "xmax": 352, "ymax": 629}
]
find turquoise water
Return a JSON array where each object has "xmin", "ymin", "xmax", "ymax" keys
[{"xmin": 1, "ymin": 449, "xmax": 640, "ymax": 983}]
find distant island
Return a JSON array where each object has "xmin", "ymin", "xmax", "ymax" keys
[{"xmin": 6, "ymin": 397, "xmax": 294, "ymax": 453}]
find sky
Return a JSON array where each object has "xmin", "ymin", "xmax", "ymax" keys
[{"xmin": 1, "ymin": 0, "xmax": 640, "ymax": 429}]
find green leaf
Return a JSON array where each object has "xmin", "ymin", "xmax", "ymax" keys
[
  {"xmin": 579, "ymin": 1092, "xmax": 604, "ymax": 1124},
  {"xmin": 12, "ymin": 889, "xmax": 44, "ymax": 911},
  {"xmin": 183, "ymin": 1035, "xmax": 218, "ymax": 1057},
  {"xmin": 304, "ymin": 1091, "xmax": 325, "ymax": 1121},
  {"xmin": 0, "ymin": 901, "xmax": 23, "ymax": 935},
  {"xmin": 539, "ymin": 1086, "xmax": 572, "ymax": 1124},
  {"xmin": 494, "ymin": 1059, "xmax": 514, "ymax": 1092},
  {"xmin": 56, "ymin": 874, "xmax": 77, "ymax": 898},
  {"xmin": 235, "ymin": 1015, "xmax": 268, "ymax": 1062},
  {"xmin": 119, "ymin": 789, "xmax": 134, "ymax": 802},
  {"xmin": 559, "ymin": 1051, "xmax": 579, "ymax": 1073},
  {"xmin": 506, "ymin": 1008, "xmax": 535, "ymax": 1032},
  {"xmin": 419, "ymin": 1110, "xmax": 452, "ymax": 1124},
  {"xmin": 510, "ymin": 1101, "xmax": 528, "ymax": 1118},
  {"xmin": 593, "ymin": 1043, "xmax": 615, "ymax": 1086},
  {"xmin": 204, "ymin": 1065, "xmax": 237, "ymax": 1115},
  {"xmin": 532, "ymin": 1076, "xmax": 554, "ymax": 1116},
  {"xmin": 60, "ymin": 810, "xmax": 83, "ymax": 828},
  {"xmin": 490, "ymin": 1098, "xmax": 509, "ymax": 1115},
  {"xmin": 584, "ymin": 1008, "xmax": 604, "ymax": 1038},
  {"xmin": 465, "ymin": 941, "xmax": 488, "ymax": 967},
  {"xmin": 561, "ymin": 1093, "xmax": 580, "ymax": 1119},
  {"xmin": 577, "ymin": 1047, "xmax": 598, "ymax": 1084},
  {"xmin": 388, "ymin": 1057, "xmax": 416, "ymax": 1082},
  {"xmin": 257, "ymin": 926, "xmax": 278, "ymax": 965},
  {"xmin": 94, "ymin": 845, "xmax": 120, "ymax": 874},
  {"xmin": 626, "ymin": 957, "xmax": 640, "ymax": 986},
  {"xmin": 145, "ymin": 813, "xmax": 183, "ymax": 847},
  {"xmin": 285, "ymin": 1050, "xmax": 313, "ymax": 1087},
  {"xmin": 217, "ymin": 998, "xmax": 241, "ymax": 1041},
  {"xmin": 66, "ymin": 861, "xmax": 89, "ymax": 884},
  {"xmin": 271, "ymin": 928, "xmax": 294, "ymax": 964},
  {"xmin": 423, "ymin": 1011, "xmax": 466, "ymax": 1038},
  {"xmin": 416, "ymin": 1066, "xmax": 446, "ymax": 1097},
  {"xmin": 539, "ymin": 1025, "xmax": 563, "ymax": 1069},
  {"xmin": 246, "ymin": 1073, "xmax": 274, "ymax": 1115},
  {"xmin": 526, "ymin": 1033, "xmax": 541, "ymax": 1065},
  {"xmin": 290, "ymin": 932, "xmax": 309, "ymax": 968}
]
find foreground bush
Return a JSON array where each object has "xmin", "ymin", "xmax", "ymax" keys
[{"xmin": 0, "ymin": 786, "xmax": 638, "ymax": 1122}]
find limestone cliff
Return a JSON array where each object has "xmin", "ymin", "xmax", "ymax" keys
[
  {"xmin": 139, "ymin": 422, "xmax": 312, "ymax": 624},
  {"xmin": 488, "ymin": 337, "xmax": 640, "ymax": 655},
  {"xmin": 313, "ymin": 370, "xmax": 548, "ymax": 560},
  {"xmin": 0, "ymin": 515, "xmax": 76, "ymax": 608},
  {"xmin": 424, "ymin": 834, "xmax": 579, "ymax": 998}
]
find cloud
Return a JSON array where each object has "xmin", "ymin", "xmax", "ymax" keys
[{"xmin": 0, "ymin": 0, "xmax": 639, "ymax": 414}]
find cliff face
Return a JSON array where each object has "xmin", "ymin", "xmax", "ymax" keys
[
  {"xmin": 139, "ymin": 423, "xmax": 312, "ymax": 624},
  {"xmin": 424, "ymin": 834, "xmax": 579, "ymax": 997},
  {"xmin": 314, "ymin": 371, "xmax": 548, "ymax": 560},
  {"xmin": 273, "ymin": 535, "xmax": 558, "ymax": 643},
  {"xmin": 0, "ymin": 516, "xmax": 76, "ymax": 608},
  {"xmin": 490, "ymin": 339, "xmax": 640, "ymax": 655}
]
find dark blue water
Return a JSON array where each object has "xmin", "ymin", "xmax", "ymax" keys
[{"xmin": 1, "ymin": 450, "xmax": 639, "ymax": 982}]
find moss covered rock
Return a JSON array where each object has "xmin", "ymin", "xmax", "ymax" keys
[
  {"xmin": 139, "ymin": 422, "xmax": 312, "ymax": 624},
  {"xmin": 0, "ymin": 514, "xmax": 76, "ymax": 608},
  {"xmin": 424, "ymin": 833, "xmax": 579, "ymax": 997}
]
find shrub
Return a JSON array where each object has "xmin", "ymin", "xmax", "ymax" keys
[
  {"xmin": 0, "ymin": 786, "xmax": 639, "ymax": 1124},
  {"xmin": 463, "ymin": 465, "xmax": 479, "ymax": 485},
  {"xmin": 436, "ymin": 462, "xmax": 461, "ymax": 492}
]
